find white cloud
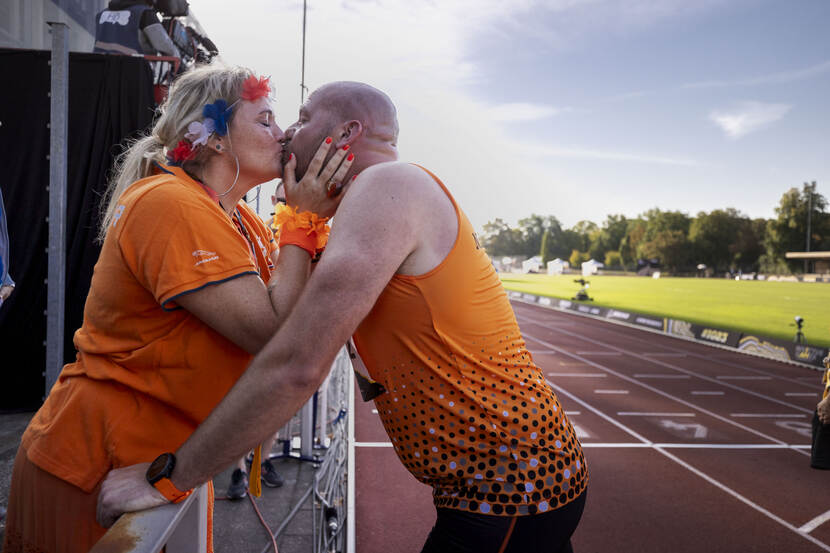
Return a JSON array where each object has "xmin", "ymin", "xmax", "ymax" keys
[
  {"xmin": 709, "ymin": 101, "xmax": 792, "ymax": 139},
  {"xmin": 521, "ymin": 144, "xmax": 700, "ymax": 166},
  {"xmin": 683, "ymin": 60, "xmax": 830, "ymax": 89},
  {"xmin": 189, "ymin": 0, "xmax": 709, "ymax": 229},
  {"xmin": 486, "ymin": 103, "xmax": 568, "ymax": 122}
]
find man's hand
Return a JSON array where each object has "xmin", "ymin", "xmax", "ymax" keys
[
  {"xmin": 818, "ymin": 396, "xmax": 830, "ymax": 425},
  {"xmin": 96, "ymin": 463, "xmax": 168, "ymax": 528}
]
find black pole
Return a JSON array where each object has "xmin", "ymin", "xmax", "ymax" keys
[
  {"xmin": 300, "ymin": 0, "xmax": 307, "ymax": 103},
  {"xmin": 805, "ymin": 181, "xmax": 814, "ymax": 273}
]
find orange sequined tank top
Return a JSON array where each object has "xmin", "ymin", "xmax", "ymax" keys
[{"xmin": 352, "ymin": 166, "xmax": 587, "ymax": 516}]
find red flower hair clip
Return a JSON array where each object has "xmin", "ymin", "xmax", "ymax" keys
[
  {"xmin": 241, "ymin": 75, "xmax": 272, "ymax": 102},
  {"xmin": 167, "ymin": 139, "xmax": 196, "ymax": 164}
]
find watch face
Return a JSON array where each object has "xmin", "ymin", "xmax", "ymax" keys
[{"xmin": 147, "ymin": 453, "xmax": 175, "ymax": 484}]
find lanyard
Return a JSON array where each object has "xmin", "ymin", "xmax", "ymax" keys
[{"xmin": 198, "ymin": 182, "xmax": 262, "ymax": 274}]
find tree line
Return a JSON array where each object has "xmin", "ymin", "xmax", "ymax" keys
[{"xmin": 481, "ymin": 182, "xmax": 829, "ymax": 274}]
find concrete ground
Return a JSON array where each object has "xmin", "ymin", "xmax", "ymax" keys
[{"xmin": 0, "ymin": 413, "xmax": 321, "ymax": 552}]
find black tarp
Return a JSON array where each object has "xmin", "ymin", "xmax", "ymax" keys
[{"xmin": 0, "ymin": 49, "xmax": 155, "ymax": 411}]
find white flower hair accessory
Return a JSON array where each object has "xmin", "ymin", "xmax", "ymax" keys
[{"xmin": 184, "ymin": 118, "xmax": 216, "ymax": 147}]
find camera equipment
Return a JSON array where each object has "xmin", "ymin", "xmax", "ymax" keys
[
  {"xmin": 791, "ymin": 316, "xmax": 806, "ymax": 344},
  {"xmin": 572, "ymin": 278, "xmax": 593, "ymax": 302},
  {"xmin": 155, "ymin": 0, "xmax": 189, "ymax": 17}
]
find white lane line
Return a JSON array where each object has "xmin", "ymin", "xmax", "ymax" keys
[
  {"xmin": 354, "ymin": 442, "xmax": 394, "ymax": 447},
  {"xmin": 548, "ymin": 372, "xmax": 607, "ymax": 378},
  {"xmin": 580, "ymin": 443, "xmax": 651, "ymax": 448},
  {"xmin": 655, "ymin": 447, "xmax": 830, "ymax": 552},
  {"xmin": 525, "ymin": 323, "xmax": 814, "ymax": 417},
  {"xmin": 730, "ymin": 413, "xmax": 807, "ymax": 418},
  {"xmin": 548, "ymin": 381, "xmax": 830, "ymax": 552},
  {"xmin": 523, "ymin": 331, "xmax": 805, "ymax": 453},
  {"xmin": 617, "ymin": 412, "xmax": 696, "ymax": 417},
  {"xmin": 800, "ymin": 509, "xmax": 830, "ymax": 534},
  {"xmin": 642, "ymin": 352, "xmax": 688, "ymax": 357},
  {"xmin": 579, "ymin": 443, "xmax": 811, "ymax": 449},
  {"xmin": 528, "ymin": 349, "xmax": 558, "ymax": 355},
  {"xmin": 564, "ymin": 411, "xmax": 581, "ymax": 415},
  {"xmin": 576, "ymin": 351, "xmax": 622, "ymax": 356},
  {"xmin": 634, "ymin": 374, "xmax": 691, "ymax": 379},
  {"xmin": 517, "ymin": 305, "xmax": 818, "ymax": 388},
  {"xmin": 594, "ymin": 389, "xmax": 629, "ymax": 394},
  {"xmin": 786, "ymin": 393, "xmax": 819, "ymax": 397},
  {"xmin": 716, "ymin": 376, "xmax": 773, "ymax": 380},
  {"xmin": 691, "ymin": 391, "xmax": 725, "ymax": 395},
  {"xmin": 549, "ymin": 383, "xmax": 652, "ymax": 444},
  {"xmin": 371, "ymin": 409, "xmax": 378, "ymax": 414}
]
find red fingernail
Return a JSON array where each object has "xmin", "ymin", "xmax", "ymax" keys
[
  {"xmin": 288, "ymin": 153, "xmax": 293, "ymax": 160},
  {"xmin": 342, "ymin": 144, "xmax": 350, "ymax": 151},
  {"xmin": 351, "ymin": 175, "xmax": 357, "ymax": 181},
  {"xmin": 325, "ymin": 137, "xmax": 332, "ymax": 144},
  {"xmin": 347, "ymin": 153, "xmax": 354, "ymax": 161}
]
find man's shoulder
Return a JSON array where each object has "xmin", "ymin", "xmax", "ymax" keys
[
  {"xmin": 360, "ymin": 161, "xmax": 432, "ymax": 182},
  {"xmin": 357, "ymin": 163, "xmax": 442, "ymax": 202}
]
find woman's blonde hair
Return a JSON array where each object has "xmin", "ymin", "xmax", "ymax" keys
[{"xmin": 98, "ymin": 64, "xmax": 255, "ymax": 241}]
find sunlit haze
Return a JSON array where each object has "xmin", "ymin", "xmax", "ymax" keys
[{"xmin": 191, "ymin": 0, "xmax": 830, "ymax": 231}]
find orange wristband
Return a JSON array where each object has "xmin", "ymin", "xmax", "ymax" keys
[
  {"xmin": 273, "ymin": 204, "xmax": 330, "ymax": 256},
  {"xmin": 279, "ymin": 227, "xmax": 318, "ymax": 257}
]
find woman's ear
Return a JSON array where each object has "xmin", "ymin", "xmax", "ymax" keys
[{"xmin": 207, "ymin": 135, "xmax": 225, "ymax": 154}]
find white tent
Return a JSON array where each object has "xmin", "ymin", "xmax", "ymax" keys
[
  {"xmin": 522, "ymin": 255, "xmax": 543, "ymax": 274},
  {"xmin": 581, "ymin": 258, "xmax": 604, "ymax": 276},
  {"xmin": 547, "ymin": 258, "xmax": 567, "ymax": 275}
]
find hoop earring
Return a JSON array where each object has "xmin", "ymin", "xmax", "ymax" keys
[{"xmin": 217, "ymin": 154, "xmax": 240, "ymax": 197}]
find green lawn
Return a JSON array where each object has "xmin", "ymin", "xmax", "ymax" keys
[{"xmin": 500, "ymin": 273, "xmax": 830, "ymax": 347}]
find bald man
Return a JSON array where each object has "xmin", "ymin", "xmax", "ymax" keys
[{"xmin": 98, "ymin": 82, "xmax": 588, "ymax": 553}]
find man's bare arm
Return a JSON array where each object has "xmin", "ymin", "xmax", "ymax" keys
[
  {"xmin": 97, "ymin": 163, "xmax": 430, "ymax": 525},
  {"xmin": 171, "ymin": 165, "xmax": 422, "ymax": 488}
]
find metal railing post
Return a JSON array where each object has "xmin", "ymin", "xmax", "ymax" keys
[
  {"xmin": 45, "ymin": 21, "xmax": 68, "ymax": 397},
  {"xmin": 301, "ymin": 395, "xmax": 314, "ymax": 459}
]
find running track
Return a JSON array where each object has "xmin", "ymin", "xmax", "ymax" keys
[{"xmin": 352, "ymin": 300, "xmax": 830, "ymax": 553}]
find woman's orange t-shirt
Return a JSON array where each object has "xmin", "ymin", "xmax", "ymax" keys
[
  {"xmin": 22, "ymin": 164, "xmax": 276, "ymax": 492},
  {"xmin": 353, "ymin": 166, "xmax": 587, "ymax": 516}
]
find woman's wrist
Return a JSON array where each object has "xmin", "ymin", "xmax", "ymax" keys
[{"xmin": 273, "ymin": 204, "xmax": 330, "ymax": 257}]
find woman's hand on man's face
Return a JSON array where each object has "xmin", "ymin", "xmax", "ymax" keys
[{"xmin": 282, "ymin": 138, "xmax": 355, "ymax": 219}]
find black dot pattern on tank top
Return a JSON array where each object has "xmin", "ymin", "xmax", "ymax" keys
[{"xmin": 373, "ymin": 330, "xmax": 588, "ymax": 515}]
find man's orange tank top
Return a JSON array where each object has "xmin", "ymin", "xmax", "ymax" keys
[{"xmin": 353, "ymin": 166, "xmax": 587, "ymax": 516}]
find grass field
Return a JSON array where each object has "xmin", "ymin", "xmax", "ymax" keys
[{"xmin": 500, "ymin": 273, "xmax": 830, "ymax": 348}]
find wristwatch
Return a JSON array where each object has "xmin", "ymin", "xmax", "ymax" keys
[{"xmin": 146, "ymin": 453, "xmax": 192, "ymax": 503}]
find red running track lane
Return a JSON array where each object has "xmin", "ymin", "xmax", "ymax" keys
[{"xmin": 352, "ymin": 300, "xmax": 830, "ymax": 553}]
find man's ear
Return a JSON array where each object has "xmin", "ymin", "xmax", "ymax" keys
[{"xmin": 334, "ymin": 120, "xmax": 363, "ymax": 148}]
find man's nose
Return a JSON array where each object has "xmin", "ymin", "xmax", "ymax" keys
[{"xmin": 283, "ymin": 126, "xmax": 297, "ymax": 141}]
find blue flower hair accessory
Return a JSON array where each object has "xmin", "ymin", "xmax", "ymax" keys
[{"xmin": 202, "ymin": 99, "xmax": 234, "ymax": 136}]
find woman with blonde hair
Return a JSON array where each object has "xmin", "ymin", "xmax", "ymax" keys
[{"xmin": 3, "ymin": 64, "xmax": 352, "ymax": 553}]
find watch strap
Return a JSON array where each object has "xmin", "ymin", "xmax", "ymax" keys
[{"xmin": 152, "ymin": 477, "xmax": 193, "ymax": 504}]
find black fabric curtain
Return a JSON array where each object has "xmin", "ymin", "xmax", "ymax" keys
[{"xmin": 0, "ymin": 49, "xmax": 155, "ymax": 411}]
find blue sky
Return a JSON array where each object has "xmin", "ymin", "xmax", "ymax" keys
[{"xmin": 194, "ymin": 0, "xmax": 829, "ymax": 230}]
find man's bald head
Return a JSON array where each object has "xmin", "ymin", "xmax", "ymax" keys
[
  {"xmin": 283, "ymin": 82, "xmax": 400, "ymax": 182},
  {"xmin": 309, "ymin": 81, "xmax": 399, "ymax": 144}
]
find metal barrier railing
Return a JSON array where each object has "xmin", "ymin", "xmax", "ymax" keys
[
  {"xmin": 90, "ymin": 483, "xmax": 209, "ymax": 553},
  {"xmin": 91, "ymin": 348, "xmax": 353, "ymax": 552}
]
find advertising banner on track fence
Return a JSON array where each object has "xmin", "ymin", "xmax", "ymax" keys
[
  {"xmin": 507, "ymin": 290, "xmax": 829, "ymax": 369},
  {"xmin": 666, "ymin": 320, "xmax": 742, "ymax": 348}
]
